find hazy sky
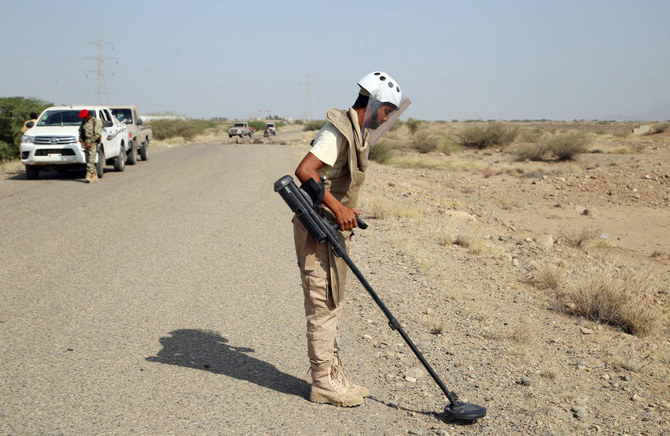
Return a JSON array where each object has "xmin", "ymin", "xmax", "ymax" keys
[{"xmin": 1, "ymin": 0, "xmax": 668, "ymax": 121}]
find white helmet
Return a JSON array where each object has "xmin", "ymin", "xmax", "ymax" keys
[{"xmin": 357, "ymin": 71, "xmax": 402, "ymax": 108}]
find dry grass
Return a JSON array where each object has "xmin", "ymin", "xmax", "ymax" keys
[
  {"xmin": 553, "ymin": 269, "xmax": 661, "ymax": 337},
  {"xmin": 558, "ymin": 226, "xmax": 601, "ymax": 249},
  {"xmin": 389, "ymin": 154, "xmax": 488, "ymax": 172},
  {"xmin": 360, "ymin": 194, "xmax": 424, "ymax": 220},
  {"xmin": 438, "ymin": 230, "xmax": 486, "ymax": 255},
  {"xmin": 531, "ymin": 263, "xmax": 564, "ymax": 290}
]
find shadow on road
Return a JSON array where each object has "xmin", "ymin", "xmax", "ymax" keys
[{"xmin": 146, "ymin": 329, "xmax": 310, "ymax": 399}]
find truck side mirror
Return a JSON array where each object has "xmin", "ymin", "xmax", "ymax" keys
[
  {"xmin": 26, "ymin": 121, "xmax": 35, "ymax": 128},
  {"xmin": 137, "ymin": 118, "xmax": 143, "ymax": 125}
]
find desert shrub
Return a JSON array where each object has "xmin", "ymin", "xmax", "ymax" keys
[
  {"xmin": 531, "ymin": 264, "xmax": 564, "ymax": 290},
  {"xmin": 558, "ymin": 226, "xmax": 601, "ymax": 249},
  {"xmin": 651, "ymin": 122, "xmax": 670, "ymax": 134},
  {"xmin": 150, "ymin": 119, "xmax": 218, "ymax": 140},
  {"xmin": 248, "ymin": 121, "xmax": 265, "ymax": 131},
  {"xmin": 555, "ymin": 269, "xmax": 660, "ymax": 336},
  {"xmin": 459, "ymin": 122, "xmax": 519, "ymax": 149},
  {"xmin": 517, "ymin": 127, "xmax": 544, "ymax": 143},
  {"xmin": 0, "ymin": 96, "xmax": 52, "ymax": 161},
  {"xmin": 545, "ymin": 131, "xmax": 590, "ymax": 160},
  {"xmin": 368, "ymin": 140, "xmax": 394, "ymax": 163},
  {"xmin": 514, "ymin": 143, "xmax": 549, "ymax": 161},
  {"xmin": 302, "ymin": 120, "xmax": 327, "ymax": 131},
  {"xmin": 406, "ymin": 118, "xmax": 422, "ymax": 135},
  {"xmin": 389, "ymin": 120, "xmax": 404, "ymax": 132},
  {"xmin": 437, "ymin": 135, "xmax": 461, "ymax": 155},
  {"xmin": 411, "ymin": 131, "xmax": 440, "ymax": 153}
]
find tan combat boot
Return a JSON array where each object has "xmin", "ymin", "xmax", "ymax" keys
[
  {"xmin": 85, "ymin": 172, "xmax": 91, "ymax": 183},
  {"xmin": 309, "ymin": 366, "xmax": 364, "ymax": 407},
  {"xmin": 90, "ymin": 173, "xmax": 98, "ymax": 183},
  {"xmin": 332, "ymin": 355, "xmax": 369, "ymax": 398}
]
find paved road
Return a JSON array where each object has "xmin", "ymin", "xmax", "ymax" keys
[{"xmin": 0, "ymin": 141, "xmax": 432, "ymax": 435}]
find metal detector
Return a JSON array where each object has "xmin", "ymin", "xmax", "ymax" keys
[{"xmin": 274, "ymin": 175, "xmax": 486, "ymax": 421}]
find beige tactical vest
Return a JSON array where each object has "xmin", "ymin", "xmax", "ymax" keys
[{"xmin": 320, "ymin": 108, "xmax": 369, "ymax": 305}]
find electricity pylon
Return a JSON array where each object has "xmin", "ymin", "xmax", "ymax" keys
[
  {"xmin": 299, "ymin": 73, "xmax": 313, "ymax": 121},
  {"xmin": 85, "ymin": 31, "xmax": 116, "ymax": 105}
]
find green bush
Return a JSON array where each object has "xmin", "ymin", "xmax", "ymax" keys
[
  {"xmin": 406, "ymin": 118, "xmax": 422, "ymax": 135},
  {"xmin": 545, "ymin": 131, "xmax": 590, "ymax": 161},
  {"xmin": 248, "ymin": 121, "xmax": 265, "ymax": 131},
  {"xmin": 459, "ymin": 122, "xmax": 519, "ymax": 149},
  {"xmin": 0, "ymin": 96, "xmax": 52, "ymax": 161},
  {"xmin": 368, "ymin": 140, "xmax": 394, "ymax": 163},
  {"xmin": 149, "ymin": 119, "xmax": 219, "ymax": 140},
  {"xmin": 303, "ymin": 120, "xmax": 327, "ymax": 131}
]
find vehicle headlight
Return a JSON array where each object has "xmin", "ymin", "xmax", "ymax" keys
[{"xmin": 22, "ymin": 135, "xmax": 35, "ymax": 144}]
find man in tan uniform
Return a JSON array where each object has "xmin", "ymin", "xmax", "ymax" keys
[
  {"xmin": 21, "ymin": 112, "xmax": 38, "ymax": 134},
  {"xmin": 78, "ymin": 109, "xmax": 102, "ymax": 183},
  {"xmin": 293, "ymin": 71, "xmax": 406, "ymax": 407}
]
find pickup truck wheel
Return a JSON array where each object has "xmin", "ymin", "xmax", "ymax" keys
[
  {"xmin": 96, "ymin": 148, "xmax": 104, "ymax": 179},
  {"xmin": 127, "ymin": 141, "xmax": 137, "ymax": 165},
  {"xmin": 114, "ymin": 144, "xmax": 126, "ymax": 172},
  {"xmin": 26, "ymin": 165, "xmax": 39, "ymax": 180},
  {"xmin": 228, "ymin": 134, "xmax": 233, "ymax": 138},
  {"xmin": 139, "ymin": 141, "xmax": 149, "ymax": 161}
]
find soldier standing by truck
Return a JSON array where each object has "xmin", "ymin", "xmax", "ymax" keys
[{"xmin": 78, "ymin": 109, "xmax": 102, "ymax": 183}]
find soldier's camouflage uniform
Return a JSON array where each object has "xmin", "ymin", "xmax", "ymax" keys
[{"xmin": 79, "ymin": 117, "xmax": 102, "ymax": 175}]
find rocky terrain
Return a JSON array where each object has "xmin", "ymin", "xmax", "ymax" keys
[
  {"xmin": 277, "ymin": 124, "xmax": 670, "ymax": 434},
  {"xmin": 2, "ymin": 123, "xmax": 667, "ymax": 435}
]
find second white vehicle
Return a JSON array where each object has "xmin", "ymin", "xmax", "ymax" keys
[{"xmin": 20, "ymin": 106, "xmax": 128, "ymax": 180}]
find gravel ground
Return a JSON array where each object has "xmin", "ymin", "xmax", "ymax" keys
[{"xmin": 1, "ymin": 132, "xmax": 668, "ymax": 435}]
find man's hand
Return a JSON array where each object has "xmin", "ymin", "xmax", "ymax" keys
[
  {"xmin": 295, "ymin": 152, "xmax": 360, "ymax": 231},
  {"xmin": 333, "ymin": 205, "xmax": 360, "ymax": 231}
]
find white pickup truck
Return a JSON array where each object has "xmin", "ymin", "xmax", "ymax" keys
[
  {"xmin": 20, "ymin": 106, "xmax": 128, "ymax": 180},
  {"xmin": 109, "ymin": 105, "xmax": 152, "ymax": 164},
  {"xmin": 228, "ymin": 122, "xmax": 254, "ymax": 138}
]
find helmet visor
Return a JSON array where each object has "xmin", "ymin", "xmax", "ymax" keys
[{"xmin": 361, "ymin": 96, "xmax": 411, "ymax": 146}]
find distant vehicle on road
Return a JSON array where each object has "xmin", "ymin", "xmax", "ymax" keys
[
  {"xmin": 264, "ymin": 122, "xmax": 276, "ymax": 136},
  {"xmin": 110, "ymin": 105, "xmax": 153, "ymax": 163},
  {"xmin": 20, "ymin": 106, "xmax": 128, "ymax": 180},
  {"xmin": 228, "ymin": 122, "xmax": 253, "ymax": 138}
]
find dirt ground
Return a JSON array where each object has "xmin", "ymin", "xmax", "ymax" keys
[
  {"xmin": 224, "ymin": 124, "xmax": 670, "ymax": 434},
  {"xmin": 354, "ymin": 127, "xmax": 670, "ymax": 435},
  {"xmin": 2, "ymin": 123, "xmax": 668, "ymax": 435}
]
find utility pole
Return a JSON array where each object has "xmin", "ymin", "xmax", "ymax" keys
[
  {"xmin": 85, "ymin": 31, "xmax": 116, "ymax": 105},
  {"xmin": 299, "ymin": 73, "xmax": 313, "ymax": 121}
]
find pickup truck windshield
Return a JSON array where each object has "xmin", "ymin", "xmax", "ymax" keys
[
  {"xmin": 37, "ymin": 110, "xmax": 96, "ymax": 127},
  {"xmin": 234, "ymin": 123, "xmax": 245, "ymax": 127},
  {"xmin": 111, "ymin": 108, "xmax": 132, "ymax": 124}
]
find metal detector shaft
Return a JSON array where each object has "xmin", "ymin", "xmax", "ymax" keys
[{"xmin": 336, "ymin": 250, "xmax": 460, "ymax": 406}]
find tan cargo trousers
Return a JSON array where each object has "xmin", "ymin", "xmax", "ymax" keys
[{"xmin": 293, "ymin": 217, "xmax": 349, "ymax": 372}]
